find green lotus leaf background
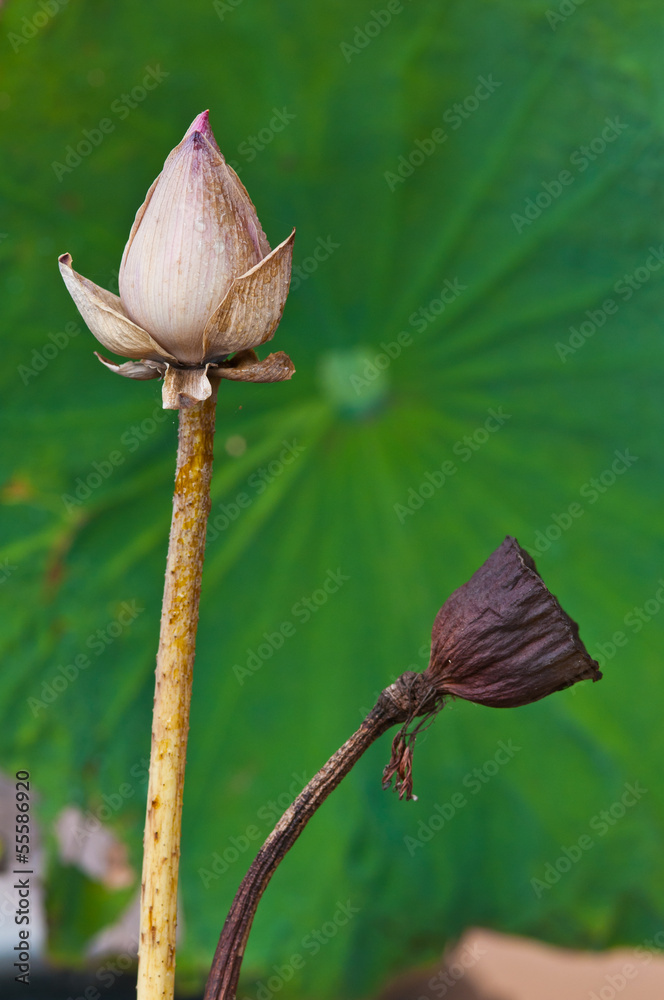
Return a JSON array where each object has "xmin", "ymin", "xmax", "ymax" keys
[{"xmin": 1, "ymin": 0, "xmax": 663, "ymax": 995}]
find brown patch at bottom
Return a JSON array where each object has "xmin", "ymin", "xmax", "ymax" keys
[{"xmin": 373, "ymin": 928, "xmax": 664, "ymax": 1000}]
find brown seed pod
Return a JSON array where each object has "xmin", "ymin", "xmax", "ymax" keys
[
  {"xmin": 383, "ymin": 537, "xmax": 602, "ymax": 799},
  {"xmin": 425, "ymin": 536, "xmax": 602, "ymax": 708}
]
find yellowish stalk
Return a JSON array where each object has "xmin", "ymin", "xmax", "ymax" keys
[{"xmin": 137, "ymin": 388, "xmax": 218, "ymax": 1000}]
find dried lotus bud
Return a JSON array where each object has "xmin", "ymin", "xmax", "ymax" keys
[
  {"xmin": 425, "ymin": 536, "xmax": 601, "ymax": 708},
  {"xmin": 383, "ymin": 537, "xmax": 601, "ymax": 799}
]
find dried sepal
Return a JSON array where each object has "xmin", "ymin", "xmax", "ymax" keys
[
  {"xmin": 382, "ymin": 734, "xmax": 415, "ymax": 801},
  {"xmin": 213, "ymin": 349, "xmax": 295, "ymax": 383},
  {"xmin": 379, "ymin": 672, "xmax": 443, "ymax": 801},
  {"xmin": 161, "ymin": 365, "xmax": 215, "ymax": 410},
  {"xmin": 95, "ymin": 353, "xmax": 166, "ymax": 380},
  {"xmin": 95, "ymin": 346, "xmax": 294, "ymax": 406}
]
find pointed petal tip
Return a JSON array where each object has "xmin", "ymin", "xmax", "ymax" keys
[
  {"xmin": 184, "ymin": 110, "xmax": 220, "ymax": 153},
  {"xmin": 188, "ymin": 110, "xmax": 210, "ymax": 133},
  {"xmin": 58, "ymin": 252, "xmax": 72, "ymax": 267}
]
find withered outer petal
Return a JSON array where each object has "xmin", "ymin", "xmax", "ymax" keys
[
  {"xmin": 161, "ymin": 365, "xmax": 214, "ymax": 410},
  {"xmin": 212, "ymin": 349, "xmax": 295, "ymax": 382},
  {"xmin": 425, "ymin": 536, "xmax": 602, "ymax": 708},
  {"xmin": 58, "ymin": 254, "xmax": 177, "ymax": 363},
  {"xmin": 202, "ymin": 230, "xmax": 295, "ymax": 359}
]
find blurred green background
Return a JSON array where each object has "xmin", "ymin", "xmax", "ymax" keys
[{"xmin": 1, "ymin": 0, "xmax": 664, "ymax": 996}]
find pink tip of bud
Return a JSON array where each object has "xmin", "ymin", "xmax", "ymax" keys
[
  {"xmin": 185, "ymin": 110, "xmax": 221, "ymax": 154},
  {"xmin": 187, "ymin": 110, "xmax": 210, "ymax": 134}
]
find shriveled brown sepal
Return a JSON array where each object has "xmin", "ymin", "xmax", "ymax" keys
[
  {"xmin": 212, "ymin": 349, "xmax": 295, "ymax": 383},
  {"xmin": 94, "ymin": 348, "xmax": 294, "ymax": 410}
]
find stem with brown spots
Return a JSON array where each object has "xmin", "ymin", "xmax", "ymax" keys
[
  {"xmin": 203, "ymin": 673, "xmax": 439, "ymax": 999},
  {"xmin": 137, "ymin": 387, "xmax": 218, "ymax": 1000}
]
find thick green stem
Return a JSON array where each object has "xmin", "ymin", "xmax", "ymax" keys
[{"xmin": 137, "ymin": 390, "xmax": 218, "ymax": 1000}]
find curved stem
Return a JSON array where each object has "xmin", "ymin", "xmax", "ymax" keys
[
  {"xmin": 137, "ymin": 390, "xmax": 218, "ymax": 1000},
  {"xmin": 204, "ymin": 691, "xmax": 408, "ymax": 1000}
]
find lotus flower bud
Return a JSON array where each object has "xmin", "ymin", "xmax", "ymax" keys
[
  {"xmin": 58, "ymin": 111, "xmax": 295, "ymax": 409},
  {"xmin": 382, "ymin": 537, "xmax": 601, "ymax": 799}
]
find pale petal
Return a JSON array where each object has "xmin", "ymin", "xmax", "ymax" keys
[
  {"xmin": 95, "ymin": 353, "xmax": 166, "ymax": 380},
  {"xmin": 212, "ymin": 349, "xmax": 295, "ymax": 383},
  {"xmin": 202, "ymin": 230, "xmax": 295, "ymax": 359},
  {"xmin": 118, "ymin": 175, "xmax": 159, "ymax": 274},
  {"xmin": 119, "ymin": 126, "xmax": 271, "ymax": 363},
  {"xmin": 161, "ymin": 365, "xmax": 213, "ymax": 410},
  {"xmin": 58, "ymin": 254, "xmax": 176, "ymax": 362}
]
